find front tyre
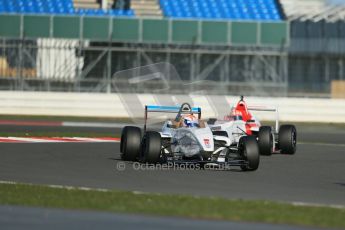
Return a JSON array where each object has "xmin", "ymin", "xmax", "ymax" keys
[
  {"xmin": 120, "ymin": 126, "xmax": 141, "ymax": 161},
  {"xmin": 240, "ymin": 136, "xmax": 260, "ymax": 171},
  {"xmin": 258, "ymin": 126, "xmax": 273, "ymax": 156},
  {"xmin": 142, "ymin": 131, "xmax": 162, "ymax": 164},
  {"xmin": 278, "ymin": 125, "xmax": 297, "ymax": 154}
]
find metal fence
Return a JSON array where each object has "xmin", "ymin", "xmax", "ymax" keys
[
  {"xmin": 0, "ymin": 14, "xmax": 292, "ymax": 96},
  {"xmin": 0, "ymin": 37, "xmax": 288, "ymax": 96},
  {"xmin": 3, "ymin": 14, "xmax": 345, "ymax": 96},
  {"xmin": 288, "ymin": 19, "xmax": 345, "ymax": 95},
  {"xmin": 2, "ymin": 36, "xmax": 337, "ymax": 96}
]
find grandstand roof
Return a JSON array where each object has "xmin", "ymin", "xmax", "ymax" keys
[{"xmin": 280, "ymin": 0, "xmax": 345, "ymax": 22}]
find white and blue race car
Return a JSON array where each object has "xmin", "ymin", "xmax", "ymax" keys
[{"xmin": 120, "ymin": 103, "xmax": 260, "ymax": 171}]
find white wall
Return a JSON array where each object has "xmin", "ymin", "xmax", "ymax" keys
[
  {"xmin": 0, "ymin": 91, "xmax": 344, "ymax": 123},
  {"xmin": 36, "ymin": 39, "xmax": 84, "ymax": 80}
]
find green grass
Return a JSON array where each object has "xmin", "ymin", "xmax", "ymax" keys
[{"xmin": 0, "ymin": 183, "xmax": 344, "ymax": 229}]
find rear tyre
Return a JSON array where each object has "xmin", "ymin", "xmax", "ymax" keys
[
  {"xmin": 240, "ymin": 136, "xmax": 260, "ymax": 171},
  {"xmin": 278, "ymin": 125, "xmax": 297, "ymax": 154},
  {"xmin": 258, "ymin": 126, "xmax": 273, "ymax": 156},
  {"xmin": 120, "ymin": 126, "xmax": 141, "ymax": 161},
  {"xmin": 142, "ymin": 131, "xmax": 162, "ymax": 163}
]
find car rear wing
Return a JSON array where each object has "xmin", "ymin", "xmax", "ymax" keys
[
  {"xmin": 247, "ymin": 106, "xmax": 279, "ymax": 132},
  {"xmin": 144, "ymin": 105, "xmax": 202, "ymax": 131}
]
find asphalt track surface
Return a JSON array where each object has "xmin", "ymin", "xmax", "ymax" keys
[
  {"xmin": 0, "ymin": 124, "xmax": 344, "ymax": 205},
  {"xmin": 0, "ymin": 124, "xmax": 344, "ymax": 229},
  {"xmin": 0, "ymin": 205, "xmax": 317, "ymax": 230}
]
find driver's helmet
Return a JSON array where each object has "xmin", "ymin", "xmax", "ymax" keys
[
  {"xmin": 182, "ymin": 114, "xmax": 198, "ymax": 127},
  {"xmin": 226, "ymin": 108, "xmax": 243, "ymax": 121}
]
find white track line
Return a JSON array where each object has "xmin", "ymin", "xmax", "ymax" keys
[
  {"xmin": 0, "ymin": 137, "xmax": 120, "ymax": 143},
  {"xmin": 62, "ymin": 122, "xmax": 133, "ymax": 128},
  {"xmin": 291, "ymin": 201, "xmax": 345, "ymax": 209},
  {"xmin": 5, "ymin": 137, "xmax": 57, "ymax": 143},
  {"xmin": 68, "ymin": 137, "xmax": 119, "ymax": 142},
  {"xmin": 0, "ymin": 180, "xmax": 109, "ymax": 192}
]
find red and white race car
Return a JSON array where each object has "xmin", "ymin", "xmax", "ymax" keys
[{"xmin": 209, "ymin": 96, "xmax": 297, "ymax": 155}]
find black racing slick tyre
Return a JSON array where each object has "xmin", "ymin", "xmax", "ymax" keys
[
  {"xmin": 240, "ymin": 136, "xmax": 260, "ymax": 171},
  {"xmin": 278, "ymin": 125, "xmax": 297, "ymax": 154},
  {"xmin": 120, "ymin": 126, "xmax": 141, "ymax": 161},
  {"xmin": 142, "ymin": 131, "xmax": 162, "ymax": 164},
  {"xmin": 258, "ymin": 126, "xmax": 273, "ymax": 156}
]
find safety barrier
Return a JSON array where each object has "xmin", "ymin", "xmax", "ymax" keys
[{"xmin": 0, "ymin": 91, "xmax": 344, "ymax": 123}]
